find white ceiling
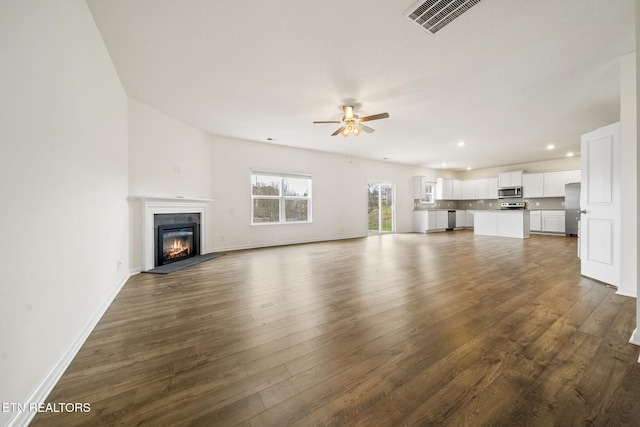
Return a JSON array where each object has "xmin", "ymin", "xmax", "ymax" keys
[{"xmin": 86, "ymin": 0, "xmax": 635, "ymax": 170}]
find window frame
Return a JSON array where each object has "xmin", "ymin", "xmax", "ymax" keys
[
  {"xmin": 250, "ymin": 171, "xmax": 312, "ymax": 225},
  {"xmin": 424, "ymin": 181, "xmax": 436, "ymax": 204}
]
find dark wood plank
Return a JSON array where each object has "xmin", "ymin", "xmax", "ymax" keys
[{"xmin": 30, "ymin": 231, "xmax": 640, "ymax": 426}]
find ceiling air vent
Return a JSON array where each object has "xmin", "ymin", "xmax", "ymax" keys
[{"xmin": 404, "ymin": 0, "xmax": 483, "ymax": 35}]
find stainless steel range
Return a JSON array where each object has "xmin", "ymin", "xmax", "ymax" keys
[{"xmin": 500, "ymin": 201, "xmax": 526, "ymax": 210}]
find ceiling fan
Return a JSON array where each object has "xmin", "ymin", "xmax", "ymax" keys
[{"xmin": 313, "ymin": 106, "xmax": 389, "ymax": 137}]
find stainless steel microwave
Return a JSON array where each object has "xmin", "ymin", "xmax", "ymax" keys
[{"xmin": 498, "ymin": 186, "xmax": 523, "ymax": 198}]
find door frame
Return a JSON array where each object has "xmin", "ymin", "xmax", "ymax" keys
[{"xmin": 367, "ymin": 180, "xmax": 396, "ymax": 235}]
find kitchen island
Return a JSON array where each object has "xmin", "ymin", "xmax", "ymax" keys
[{"xmin": 474, "ymin": 210, "xmax": 530, "ymax": 238}]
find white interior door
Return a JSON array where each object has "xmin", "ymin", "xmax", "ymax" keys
[{"xmin": 580, "ymin": 122, "xmax": 621, "ymax": 286}]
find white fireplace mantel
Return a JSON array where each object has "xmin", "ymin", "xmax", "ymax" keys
[{"xmin": 136, "ymin": 196, "xmax": 214, "ymax": 271}]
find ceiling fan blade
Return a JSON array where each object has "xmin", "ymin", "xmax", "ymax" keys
[
  {"xmin": 357, "ymin": 123, "xmax": 375, "ymax": 134},
  {"xmin": 331, "ymin": 126, "xmax": 346, "ymax": 136},
  {"xmin": 313, "ymin": 121, "xmax": 341, "ymax": 124},
  {"xmin": 359, "ymin": 112, "xmax": 389, "ymax": 122},
  {"xmin": 343, "ymin": 106, "xmax": 354, "ymax": 119}
]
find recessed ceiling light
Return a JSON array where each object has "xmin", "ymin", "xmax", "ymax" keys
[
  {"xmin": 457, "ymin": 141, "xmax": 465, "ymax": 147},
  {"xmin": 466, "ymin": 166, "xmax": 472, "ymax": 170},
  {"xmin": 441, "ymin": 162, "xmax": 447, "ymax": 168},
  {"xmin": 566, "ymin": 152, "xmax": 574, "ymax": 157},
  {"xmin": 546, "ymin": 144, "xmax": 556, "ymax": 150}
]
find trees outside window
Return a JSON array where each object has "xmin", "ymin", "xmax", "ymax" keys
[{"xmin": 252, "ymin": 173, "xmax": 311, "ymax": 224}]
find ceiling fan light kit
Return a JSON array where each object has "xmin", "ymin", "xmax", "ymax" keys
[{"xmin": 314, "ymin": 105, "xmax": 389, "ymax": 137}]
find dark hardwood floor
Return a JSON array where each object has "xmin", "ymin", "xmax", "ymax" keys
[{"xmin": 32, "ymin": 231, "xmax": 640, "ymax": 426}]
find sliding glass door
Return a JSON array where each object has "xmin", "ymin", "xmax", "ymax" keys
[{"xmin": 367, "ymin": 181, "xmax": 394, "ymax": 234}]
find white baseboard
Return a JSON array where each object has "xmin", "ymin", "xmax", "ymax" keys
[
  {"xmin": 616, "ymin": 286, "xmax": 638, "ymax": 298},
  {"xmin": 207, "ymin": 233, "xmax": 367, "ymax": 253},
  {"xmin": 8, "ymin": 273, "xmax": 130, "ymax": 427}
]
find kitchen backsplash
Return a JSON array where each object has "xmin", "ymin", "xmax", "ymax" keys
[
  {"xmin": 414, "ymin": 197, "xmax": 565, "ymax": 211},
  {"xmin": 521, "ymin": 197, "xmax": 565, "ymax": 210}
]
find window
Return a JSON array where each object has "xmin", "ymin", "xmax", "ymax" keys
[
  {"xmin": 424, "ymin": 181, "xmax": 436, "ymax": 204},
  {"xmin": 251, "ymin": 172, "xmax": 312, "ymax": 224}
]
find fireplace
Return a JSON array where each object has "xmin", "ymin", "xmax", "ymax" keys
[
  {"xmin": 137, "ymin": 196, "xmax": 213, "ymax": 272},
  {"xmin": 154, "ymin": 212, "xmax": 201, "ymax": 267},
  {"xmin": 157, "ymin": 223, "xmax": 198, "ymax": 265}
]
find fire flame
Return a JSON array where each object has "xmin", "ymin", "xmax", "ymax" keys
[{"xmin": 166, "ymin": 239, "xmax": 190, "ymax": 259}]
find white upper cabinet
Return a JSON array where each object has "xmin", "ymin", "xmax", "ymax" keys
[
  {"xmin": 522, "ymin": 170, "xmax": 581, "ymax": 198},
  {"xmin": 436, "ymin": 178, "xmax": 452, "ymax": 200},
  {"xmin": 475, "ymin": 177, "xmax": 498, "ymax": 200},
  {"xmin": 462, "ymin": 180, "xmax": 476, "ymax": 200},
  {"xmin": 543, "ymin": 170, "xmax": 580, "ymax": 197},
  {"xmin": 523, "ymin": 173, "xmax": 544, "ymax": 198},
  {"xmin": 566, "ymin": 169, "xmax": 581, "ymax": 184},
  {"xmin": 498, "ymin": 170, "xmax": 523, "ymax": 187},
  {"xmin": 438, "ymin": 177, "xmax": 498, "ymax": 200},
  {"xmin": 452, "ymin": 179, "xmax": 462, "ymax": 200},
  {"xmin": 543, "ymin": 172, "xmax": 567, "ymax": 197},
  {"xmin": 412, "ymin": 176, "xmax": 425, "ymax": 199},
  {"xmin": 436, "ymin": 178, "xmax": 461, "ymax": 200},
  {"xmin": 488, "ymin": 177, "xmax": 498, "ymax": 198}
]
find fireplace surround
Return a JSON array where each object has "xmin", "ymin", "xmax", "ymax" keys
[{"xmin": 137, "ymin": 196, "xmax": 213, "ymax": 271}]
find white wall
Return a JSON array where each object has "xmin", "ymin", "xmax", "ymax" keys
[
  {"xmin": 128, "ymin": 98, "xmax": 214, "ymax": 270},
  {"xmin": 208, "ymin": 136, "xmax": 434, "ymax": 252},
  {"xmin": 620, "ymin": 52, "xmax": 637, "ymax": 298},
  {"xmin": 0, "ymin": 1, "xmax": 129, "ymax": 425}
]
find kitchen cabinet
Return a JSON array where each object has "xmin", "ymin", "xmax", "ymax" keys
[
  {"xmin": 529, "ymin": 210, "xmax": 565, "ymax": 233},
  {"xmin": 523, "ymin": 173, "xmax": 544, "ymax": 198},
  {"xmin": 566, "ymin": 169, "xmax": 581, "ymax": 184},
  {"xmin": 462, "ymin": 180, "xmax": 476, "ymax": 200},
  {"xmin": 474, "ymin": 211, "xmax": 498, "ymax": 236},
  {"xmin": 476, "ymin": 177, "xmax": 498, "ymax": 200},
  {"xmin": 498, "ymin": 211, "xmax": 530, "ymax": 238},
  {"xmin": 436, "ymin": 178, "xmax": 462, "ymax": 200},
  {"xmin": 530, "ymin": 211, "xmax": 542, "ymax": 231},
  {"xmin": 413, "ymin": 211, "xmax": 430, "ymax": 232},
  {"xmin": 413, "ymin": 210, "xmax": 449, "ymax": 232},
  {"xmin": 522, "ymin": 170, "xmax": 581, "ymax": 198},
  {"xmin": 436, "ymin": 178, "xmax": 452, "ymax": 200},
  {"xmin": 542, "ymin": 170, "xmax": 581, "ymax": 197},
  {"xmin": 474, "ymin": 210, "xmax": 530, "ymax": 238},
  {"xmin": 452, "ymin": 180, "xmax": 462, "ymax": 200},
  {"xmin": 489, "ymin": 178, "xmax": 498, "ymax": 198},
  {"xmin": 543, "ymin": 172, "xmax": 567, "ymax": 197},
  {"xmin": 498, "ymin": 170, "xmax": 523, "ymax": 187},
  {"xmin": 466, "ymin": 210, "xmax": 474, "ymax": 228},
  {"xmin": 413, "ymin": 176, "xmax": 436, "ymax": 202},
  {"xmin": 437, "ymin": 178, "xmax": 499, "ymax": 201},
  {"xmin": 455, "ymin": 210, "xmax": 466, "ymax": 228},
  {"xmin": 436, "ymin": 210, "xmax": 449, "ymax": 229},
  {"xmin": 541, "ymin": 211, "xmax": 565, "ymax": 233},
  {"xmin": 412, "ymin": 176, "xmax": 426, "ymax": 200}
]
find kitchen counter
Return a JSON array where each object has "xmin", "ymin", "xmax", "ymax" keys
[{"xmin": 474, "ymin": 210, "xmax": 530, "ymax": 238}]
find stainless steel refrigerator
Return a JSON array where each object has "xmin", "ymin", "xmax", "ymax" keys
[{"xmin": 565, "ymin": 182, "xmax": 581, "ymax": 236}]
